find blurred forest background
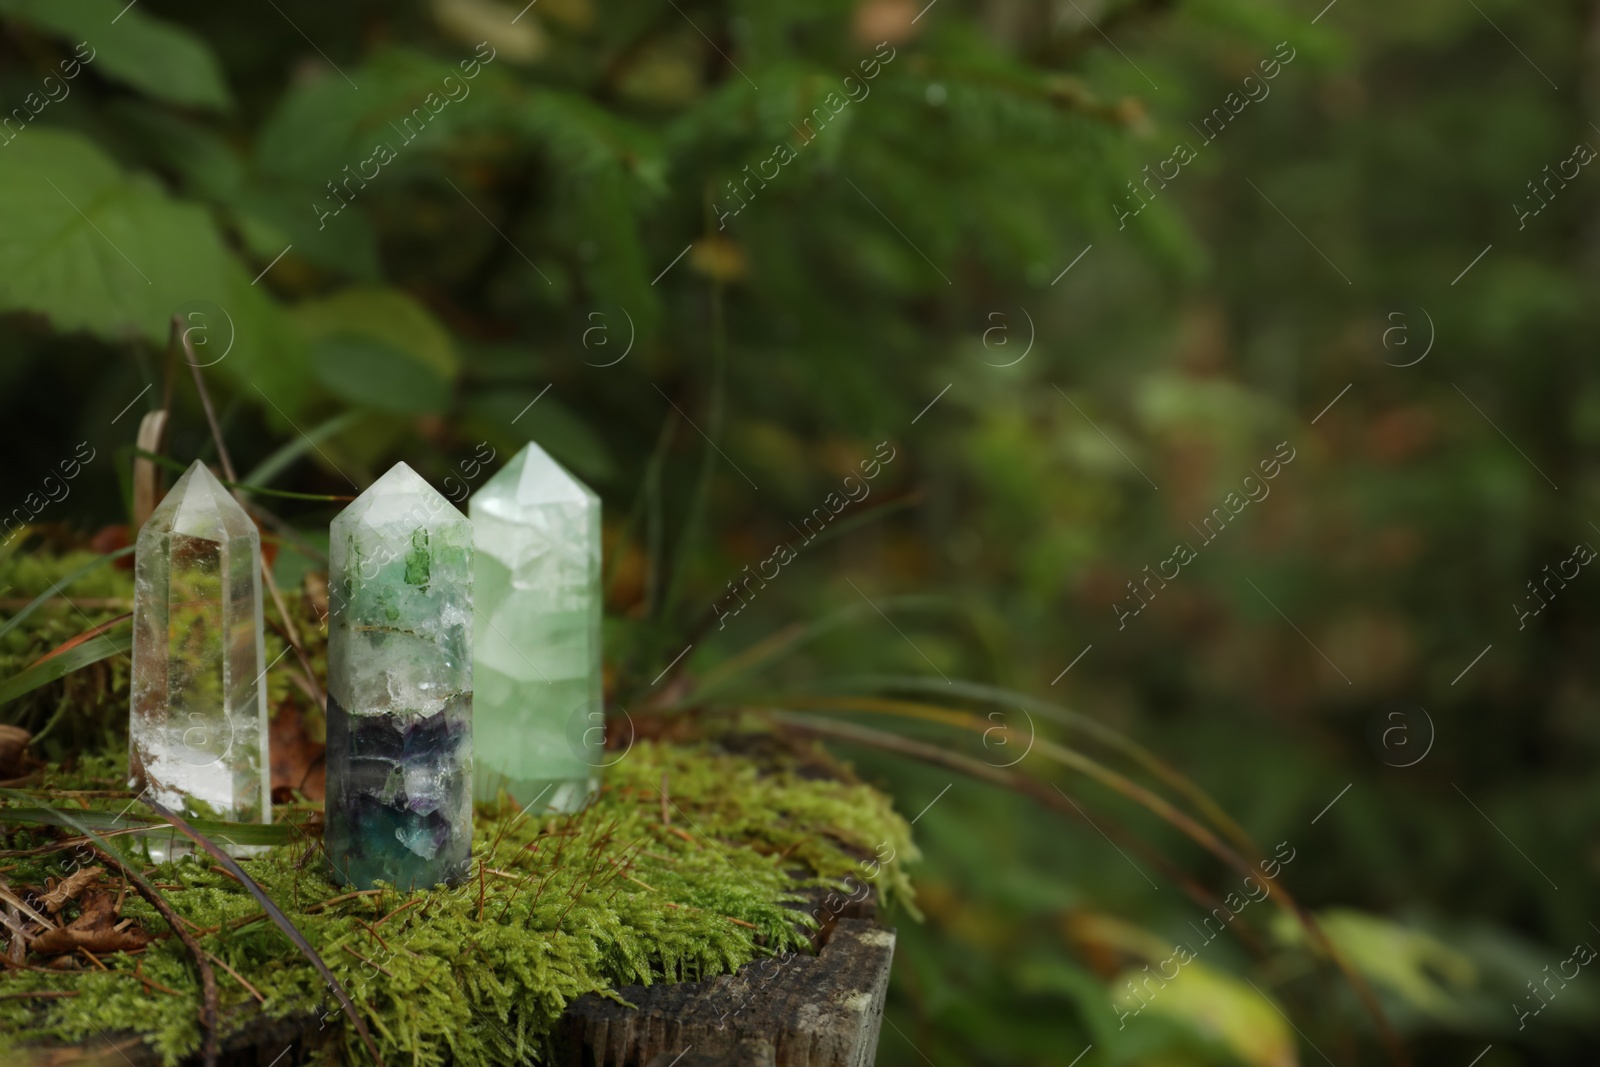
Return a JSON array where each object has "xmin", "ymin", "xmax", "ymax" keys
[{"xmin": 1, "ymin": 0, "xmax": 1596, "ymax": 1063}]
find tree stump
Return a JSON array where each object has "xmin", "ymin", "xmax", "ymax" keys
[
  {"xmin": 23, "ymin": 913, "xmax": 896, "ymax": 1067},
  {"xmin": 557, "ymin": 917, "xmax": 895, "ymax": 1067}
]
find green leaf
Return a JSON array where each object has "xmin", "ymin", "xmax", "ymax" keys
[
  {"xmin": 466, "ymin": 390, "xmax": 618, "ymax": 484},
  {"xmin": 0, "ymin": 129, "xmax": 311, "ymax": 412},
  {"xmin": 0, "ymin": 629, "xmax": 130, "ymax": 707},
  {"xmin": 313, "ymin": 336, "xmax": 451, "ymax": 414},
  {"xmin": 1273, "ymin": 908, "xmax": 1478, "ymax": 1022},
  {"xmin": 293, "ymin": 287, "xmax": 459, "ymax": 414},
  {"xmin": 0, "ymin": 129, "xmax": 229, "ymax": 343},
  {"xmin": 1111, "ymin": 963, "xmax": 1296, "ymax": 1067},
  {"xmin": 255, "ymin": 47, "xmax": 467, "ymax": 185},
  {"xmin": 0, "ymin": 0, "xmax": 231, "ymax": 110}
]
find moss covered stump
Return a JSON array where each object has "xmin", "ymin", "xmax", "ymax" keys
[{"xmin": 0, "ymin": 741, "xmax": 917, "ymax": 1066}]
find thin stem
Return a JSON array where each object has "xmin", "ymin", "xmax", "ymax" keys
[{"xmin": 183, "ymin": 342, "xmax": 325, "ymax": 711}]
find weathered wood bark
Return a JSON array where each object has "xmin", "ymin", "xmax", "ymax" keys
[
  {"xmin": 557, "ymin": 918, "xmax": 895, "ymax": 1067},
  {"xmin": 21, "ymin": 915, "xmax": 895, "ymax": 1067}
]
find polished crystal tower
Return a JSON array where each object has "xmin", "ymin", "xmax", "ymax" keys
[
  {"xmin": 326, "ymin": 463, "xmax": 473, "ymax": 889},
  {"xmin": 470, "ymin": 442, "xmax": 601, "ymax": 812},
  {"xmin": 129, "ymin": 461, "xmax": 269, "ymax": 857}
]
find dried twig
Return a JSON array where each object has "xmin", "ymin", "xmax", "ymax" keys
[
  {"xmin": 0, "ymin": 880, "xmax": 55, "ymax": 930},
  {"xmin": 184, "ymin": 339, "xmax": 325, "ymax": 711},
  {"xmin": 201, "ymin": 948, "xmax": 265, "ymax": 1004},
  {"xmin": 139, "ymin": 799, "xmax": 385, "ymax": 1067},
  {"xmin": 82, "ymin": 842, "xmax": 218, "ymax": 1067}
]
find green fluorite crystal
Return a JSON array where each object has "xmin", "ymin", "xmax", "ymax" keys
[
  {"xmin": 129, "ymin": 461, "xmax": 269, "ymax": 859},
  {"xmin": 325, "ymin": 463, "xmax": 474, "ymax": 889},
  {"xmin": 470, "ymin": 443, "xmax": 601, "ymax": 812}
]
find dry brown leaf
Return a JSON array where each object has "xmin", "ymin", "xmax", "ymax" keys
[
  {"xmin": 270, "ymin": 701, "xmax": 326, "ymax": 802},
  {"xmin": 41, "ymin": 867, "xmax": 105, "ymax": 914},
  {"xmin": 31, "ymin": 891, "xmax": 150, "ymax": 955}
]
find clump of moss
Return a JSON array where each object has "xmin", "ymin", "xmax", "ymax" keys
[
  {"xmin": 0, "ymin": 740, "xmax": 917, "ymax": 1065},
  {"xmin": 0, "ymin": 543, "xmax": 321, "ymax": 764}
]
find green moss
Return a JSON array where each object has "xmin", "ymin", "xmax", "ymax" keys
[
  {"xmin": 0, "ymin": 740, "xmax": 917, "ymax": 1065},
  {"xmin": 0, "ymin": 544, "xmax": 321, "ymax": 763}
]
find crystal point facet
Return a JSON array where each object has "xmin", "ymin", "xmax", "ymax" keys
[
  {"xmin": 470, "ymin": 442, "xmax": 601, "ymax": 812},
  {"xmin": 326, "ymin": 462, "xmax": 474, "ymax": 889},
  {"xmin": 129, "ymin": 461, "xmax": 269, "ymax": 856}
]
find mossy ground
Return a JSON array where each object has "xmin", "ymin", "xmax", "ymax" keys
[{"xmin": 0, "ymin": 741, "xmax": 917, "ymax": 1066}]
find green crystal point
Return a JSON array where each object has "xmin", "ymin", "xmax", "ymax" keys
[
  {"xmin": 470, "ymin": 442, "xmax": 601, "ymax": 812},
  {"xmin": 129, "ymin": 461, "xmax": 270, "ymax": 859},
  {"xmin": 326, "ymin": 462, "xmax": 474, "ymax": 889}
]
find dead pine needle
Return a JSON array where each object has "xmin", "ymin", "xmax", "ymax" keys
[
  {"xmin": 356, "ymin": 917, "xmax": 390, "ymax": 953},
  {"xmin": 305, "ymin": 889, "xmax": 384, "ymax": 913},
  {"xmin": 373, "ymin": 897, "xmax": 421, "ymax": 929},
  {"xmin": 200, "ymin": 949, "xmax": 265, "ymax": 1004},
  {"xmin": 341, "ymin": 943, "xmax": 394, "ymax": 979},
  {"xmin": 132, "ymin": 960, "xmax": 183, "ymax": 998}
]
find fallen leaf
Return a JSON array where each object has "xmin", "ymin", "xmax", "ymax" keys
[
  {"xmin": 31, "ymin": 891, "xmax": 150, "ymax": 955},
  {"xmin": 41, "ymin": 867, "xmax": 104, "ymax": 914},
  {"xmin": 270, "ymin": 701, "xmax": 325, "ymax": 802}
]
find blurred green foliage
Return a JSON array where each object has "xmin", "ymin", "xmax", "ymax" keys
[{"xmin": 0, "ymin": 0, "xmax": 1595, "ymax": 1063}]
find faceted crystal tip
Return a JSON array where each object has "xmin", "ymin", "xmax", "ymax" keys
[
  {"xmin": 332, "ymin": 461, "xmax": 469, "ymax": 536},
  {"xmin": 476, "ymin": 443, "xmax": 597, "ymax": 515},
  {"xmin": 141, "ymin": 460, "xmax": 254, "ymax": 543}
]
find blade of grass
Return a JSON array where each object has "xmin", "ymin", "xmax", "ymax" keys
[
  {"xmin": 766, "ymin": 713, "xmax": 1271, "ymax": 954},
  {"xmin": 139, "ymin": 798, "xmax": 385, "ymax": 1067},
  {"xmin": 0, "ymin": 630, "xmax": 131, "ymax": 707},
  {"xmin": 792, "ymin": 674, "xmax": 1259, "ymax": 861},
  {"xmin": 773, "ymin": 491, "xmax": 920, "ymax": 556},
  {"xmin": 0, "ymin": 546, "xmax": 134, "ymax": 642},
  {"xmin": 241, "ymin": 412, "xmax": 361, "ymax": 488},
  {"xmin": 133, "ymin": 452, "xmax": 352, "ymax": 501},
  {"xmin": 0, "ymin": 805, "xmax": 297, "ymax": 846},
  {"xmin": 681, "ymin": 598, "xmax": 948, "ymax": 706},
  {"xmin": 31, "ymin": 613, "xmax": 130, "ymax": 664},
  {"xmin": 767, "ymin": 702, "xmax": 1407, "ymax": 1066}
]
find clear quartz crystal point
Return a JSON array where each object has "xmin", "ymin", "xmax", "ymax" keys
[
  {"xmin": 326, "ymin": 462, "xmax": 474, "ymax": 890},
  {"xmin": 129, "ymin": 460, "xmax": 269, "ymax": 861},
  {"xmin": 470, "ymin": 442, "xmax": 601, "ymax": 813}
]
